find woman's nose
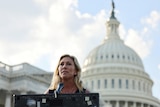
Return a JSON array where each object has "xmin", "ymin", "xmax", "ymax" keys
[{"xmin": 62, "ymin": 64, "xmax": 67, "ymax": 68}]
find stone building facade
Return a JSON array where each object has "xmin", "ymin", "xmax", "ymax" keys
[{"xmin": 0, "ymin": 62, "xmax": 52, "ymax": 107}]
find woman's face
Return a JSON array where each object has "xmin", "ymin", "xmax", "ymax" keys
[{"xmin": 58, "ymin": 57, "xmax": 77, "ymax": 80}]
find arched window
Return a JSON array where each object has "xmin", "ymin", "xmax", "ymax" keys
[
  {"xmin": 123, "ymin": 55, "xmax": 125, "ymax": 59},
  {"xmin": 112, "ymin": 79, "xmax": 114, "ymax": 88},
  {"xmin": 112, "ymin": 54, "xmax": 114, "ymax": 59},
  {"xmin": 132, "ymin": 80, "xmax": 135, "ymax": 89},
  {"xmin": 104, "ymin": 79, "xmax": 107, "ymax": 88},
  {"xmin": 119, "ymin": 79, "xmax": 122, "ymax": 88},
  {"xmin": 100, "ymin": 55, "xmax": 103, "ymax": 59},
  {"xmin": 117, "ymin": 54, "xmax": 119, "ymax": 59},
  {"xmin": 126, "ymin": 80, "xmax": 129, "ymax": 89},
  {"xmin": 128, "ymin": 56, "xmax": 130, "ymax": 60},
  {"xmin": 138, "ymin": 81, "xmax": 141, "ymax": 91},
  {"xmin": 98, "ymin": 80, "xmax": 100, "ymax": 89}
]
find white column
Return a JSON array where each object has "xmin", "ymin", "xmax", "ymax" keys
[
  {"xmin": 115, "ymin": 78, "xmax": 118, "ymax": 89},
  {"xmin": 116, "ymin": 101, "xmax": 119, "ymax": 107},
  {"xmin": 5, "ymin": 92, "xmax": 11, "ymax": 107},
  {"xmin": 125, "ymin": 101, "xmax": 128, "ymax": 107},
  {"xmin": 133, "ymin": 102, "xmax": 136, "ymax": 107},
  {"xmin": 141, "ymin": 103, "xmax": 144, "ymax": 107},
  {"xmin": 106, "ymin": 101, "xmax": 112, "ymax": 107},
  {"xmin": 108, "ymin": 78, "xmax": 111, "ymax": 89}
]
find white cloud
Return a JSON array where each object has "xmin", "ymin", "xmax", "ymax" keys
[
  {"xmin": 33, "ymin": 0, "xmax": 78, "ymax": 9},
  {"xmin": 1, "ymin": 0, "xmax": 158, "ymax": 72},
  {"xmin": 124, "ymin": 29, "xmax": 153, "ymax": 59},
  {"xmin": 0, "ymin": 0, "xmax": 108, "ymax": 71},
  {"xmin": 123, "ymin": 11, "xmax": 160, "ymax": 59},
  {"xmin": 142, "ymin": 11, "xmax": 160, "ymax": 28},
  {"xmin": 158, "ymin": 64, "xmax": 160, "ymax": 70}
]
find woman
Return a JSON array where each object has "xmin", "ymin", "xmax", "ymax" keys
[{"xmin": 45, "ymin": 54, "xmax": 88, "ymax": 94}]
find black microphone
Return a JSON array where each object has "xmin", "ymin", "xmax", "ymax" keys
[{"xmin": 56, "ymin": 83, "xmax": 64, "ymax": 93}]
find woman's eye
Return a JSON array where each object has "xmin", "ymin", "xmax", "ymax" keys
[
  {"xmin": 59, "ymin": 63, "xmax": 64, "ymax": 66},
  {"xmin": 66, "ymin": 63, "xmax": 71, "ymax": 65},
  {"xmin": 59, "ymin": 62, "xmax": 72, "ymax": 66}
]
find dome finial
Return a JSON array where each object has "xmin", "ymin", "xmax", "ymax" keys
[
  {"xmin": 112, "ymin": 0, "xmax": 115, "ymax": 10},
  {"xmin": 110, "ymin": 0, "xmax": 116, "ymax": 19}
]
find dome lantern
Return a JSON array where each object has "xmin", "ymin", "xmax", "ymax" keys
[{"xmin": 104, "ymin": 0, "xmax": 120, "ymax": 42}]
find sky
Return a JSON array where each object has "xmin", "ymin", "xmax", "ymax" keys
[{"xmin": 0, "ymin": 0, "xmax": 160, "ymax": 100}]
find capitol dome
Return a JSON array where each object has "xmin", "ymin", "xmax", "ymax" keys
[
  {"xmin": 83, "ymin": 30, "xmax": 144, "ymax": 71},
  {"xmin": 81, "ymin": 1, "xmax": 160, "ymax": 107}
]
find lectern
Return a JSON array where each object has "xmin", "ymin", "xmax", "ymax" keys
[{"xmin": 13, "ymin": 93, "xmax": 99, "ymax": 107}]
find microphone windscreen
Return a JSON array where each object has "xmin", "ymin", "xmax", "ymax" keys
[{"xmin": 56, "ymin": 83, "xmax": 64, "ymax": 93}]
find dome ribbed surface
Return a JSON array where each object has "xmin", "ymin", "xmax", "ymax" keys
[{"xmin": 84, "ymin": 38, "xmax": 144, "ymax": 70}]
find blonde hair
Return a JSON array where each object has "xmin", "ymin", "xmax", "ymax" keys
[{"xmin": 49, "ymin": 54, "xmax": 83, "ymax": 91}]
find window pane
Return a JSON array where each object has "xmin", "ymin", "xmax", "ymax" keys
[
  {"xmin": 98, "ymin": 80, "xmax": 100, "ymax": 89},
  {"xmin": 119, "ymin": 79, "xmax": 122, "ymax": 88},
  {"xmin": 112, "ymin": 79, "xmax": 114, "ymax": 88},
  {"xmin": 105, "ymin": 79, "xmax": 107, "ymax": 88},
  {"xmin": 126, "ymin": 80, "xmax": 129, "ymax": 89}
]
